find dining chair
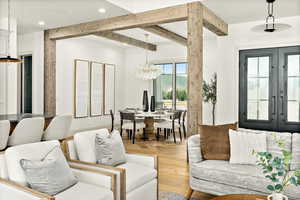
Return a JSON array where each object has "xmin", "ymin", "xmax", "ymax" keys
[
  {"xmin": 154, "ymin": 110, "xmax": 183, "ymax": 143},
  {"xmin": 8, "ymin": 117, "xmax": 45, "ymax": 146},
  {"xmin": 0, "ymin": 120, "xmax": 10, "ymax": 150},
  {"xmin": 42, "ymin": 115, "xmax": 73, "ymax": 141},
  {"xmin": 182, "ymin": 110, "xmax": 187, "ymax": 138},
  {"xmin": 120, "ymin": 111, "xmax": 145, "ymax": 144},
  {"xmin": 110, "ymin": 109, "xmax": 115, "ymax": 132}
]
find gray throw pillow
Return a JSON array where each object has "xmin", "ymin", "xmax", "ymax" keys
[
  {"xmin": 20, "ymin": 146, "xmax": 78, "ymax": 196},
  {"xmin": 95, "ymin": 130, "xmax": 126, "ymax": 166}
]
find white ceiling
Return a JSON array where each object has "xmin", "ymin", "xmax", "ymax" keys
[
  {"xmin": 0, "ymin": 0, "xmax": 299, "ymax": 47},
  {"xmin": 107, "ymin": 0, "xmax": 300, "ymax": 24}
]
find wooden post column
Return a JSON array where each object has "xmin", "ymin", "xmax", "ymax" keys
[
  {"xmin": 44, "ymin": 30, "xmax": 56, "ymax": 115},
  {"xmin": 187, "ymin": 2, "xmax": 203, "ymax": 135}
]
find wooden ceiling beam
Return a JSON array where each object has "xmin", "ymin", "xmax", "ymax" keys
[
  {"xmin": 48, "ymin": 4, "xmax": 188, "ymax": 40},
  {"xmin": 94, "ymin": 32, "xmax": 157, "ymax": 51},
  {"xmin": 142, "ymin": 25, "xmax": 187, "ymax": 46},
  {"xmin": 203, "ymin": 5, "xmax": 228, "ymax": 36}
]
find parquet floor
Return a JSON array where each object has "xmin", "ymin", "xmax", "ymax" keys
[{"xmin": 123, "ymin": 136, "xmax": 216, "ymax": 200}]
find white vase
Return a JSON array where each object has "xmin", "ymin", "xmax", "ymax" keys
[{"xmin": 267, "ymin": 193, "xmax": 288, "ymax": 200}]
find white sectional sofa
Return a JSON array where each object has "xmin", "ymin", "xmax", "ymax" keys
[{"xmin": 187, "ymin": 129, "xmax": 300, "ymax": 200}]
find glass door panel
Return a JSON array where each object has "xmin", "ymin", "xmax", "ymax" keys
[{"xmin": 175, "ymin": 63, "xmax": 188, "ymax": 110}]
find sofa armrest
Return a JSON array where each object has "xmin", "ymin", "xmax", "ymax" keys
[
  {"xmin": 68, "ymin": 160, "xmax": 125, "ymax": 200},
  {"xmin": 187, "ymin": 135, "xmax": 203, "ymax": 164},
  {"xmin": 0, "ymin": 178, "xmax": 54, "ymax": 200},
  {"xmin": 125, "ymin": 153, "xmax": 157, "ymax": 169},
  {"xmin": 69, "ymin": 164, "xmax": 117, "ymax": 200}
]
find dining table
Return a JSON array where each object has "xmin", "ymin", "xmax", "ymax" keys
[
  {"xmin": 134, "ymin": 110, "xmax": 174, "ymax": 139},
  {"xmin": 0, "ymin": 113, "xmax": 55, "ymax": 134}
]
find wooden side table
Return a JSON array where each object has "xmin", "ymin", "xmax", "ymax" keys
[{"xmin": 210, "ymin": 194, "xmax": 267, "ymax": 200}]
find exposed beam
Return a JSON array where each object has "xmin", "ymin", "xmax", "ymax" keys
[
  {"xmin": 187, "ymin": 2, "xmax": 203, "ymax": 135},
  {"xmin": 94, "ymin": 32, "xmax": 157, "ymax": 51},
  {"xmin": 48, "ymin": 4, "xmax": 188, "ymax": 40},
  {"xmin": 142, "ymin": 25, "xmax": 187, "ymax": 46},
  {"xmin": 203, "ymin": 5, "xmax": 228, "ymax": 36}
]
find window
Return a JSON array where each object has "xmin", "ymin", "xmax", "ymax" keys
[
  {"xmin": 239, "ymin": 46, "xmax": 300, "ymax": 132},
  {"xmin": 20, "ymin": 55, "xmax": 33, "ymax": 113},
  {"xmin": 153, "ymin": 62, "xmax": 188, "ymax": 110}
]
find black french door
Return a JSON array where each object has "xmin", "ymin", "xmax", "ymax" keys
[{"xmin": 239, "ymin": 46, "xmax": 300, "ymax": 132}]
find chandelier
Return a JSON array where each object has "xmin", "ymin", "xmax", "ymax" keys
[
  {"xmin": 136, "ymin": 34, "xmax": 162, "ymax": 80},
  {"xmin": 0, "ymin": 0, "xmax": 21, "ymax": 63}
]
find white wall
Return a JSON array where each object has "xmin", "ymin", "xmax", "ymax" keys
[
  {"xmin": 18, "ymin": 31, "xmax": 44, "ymax": 114},
  {"xmin": 56, "ymin": 37, "xmax": 126, "ymax": 134},
  {"xmin": 0, "ymin": 18, "xmax": 18, "ymax": 115}
]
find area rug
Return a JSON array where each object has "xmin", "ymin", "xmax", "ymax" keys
[{"xmin": 159, "ymin": 191, "xmax": 200, "ymax": 200}]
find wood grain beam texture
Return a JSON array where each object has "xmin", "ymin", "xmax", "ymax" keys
[
  {"xmin": 48, "ymin": 4, "xmax": 188, "ymax": 40},
  {"xmin": 94, "ymin": 32, "xmax": 157, "ymax": 51},
  {"xmin": 187, "ymin": 2, "xmax": 203, "ymax": 136},
  {"xmin": 44, "ymin": 30, "xmax": 56, "ymax": 115},
  {"xmin": 142, "ymin": 25, "xmax": 187, "ymax": 46}
]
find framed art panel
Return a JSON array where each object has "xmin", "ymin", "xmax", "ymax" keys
[
  {"xmin": 74, "ymin": 59, "xmax": 90, "ymax": 118},
  {"xmin": 90, "ymin": 62, "xmax": 104, "ymax": 116},
  {"xmin": 104, "ymin": 64, "xmax": 115, "ymax": 115}
]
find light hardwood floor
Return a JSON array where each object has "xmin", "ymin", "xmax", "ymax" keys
[{"xmin": 123, "ymin": 136, "xmax": 216, "ymax": 200}]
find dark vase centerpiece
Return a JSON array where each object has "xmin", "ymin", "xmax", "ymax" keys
[
  {"xmin": 150, "ymin": 96, "xmax": 155, "ymax": 112},
  {"xmin": 142, "ymin": 90, "xmax": 149, "ymax": 112}
]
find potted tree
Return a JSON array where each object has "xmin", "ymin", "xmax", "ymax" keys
[{"xmin": 203, "ymin": 73, "xmax": 217, "ymax": 125}]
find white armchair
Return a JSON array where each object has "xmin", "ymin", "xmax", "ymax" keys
[
  {"xmin": 0, "ymin": 140, "xmax": 116, "ymax": 200},
  {"xmin": 62, "ymin": 128, "xmax": 158, "ymax": 200}
]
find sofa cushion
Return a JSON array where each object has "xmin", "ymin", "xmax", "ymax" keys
[
  {"xmin": 199, "ymin": 123, "xmax": 237, "ymax": 161},
  {"xmin": 74, "ymin": 129, "xmax": 109, "ymax": 163},
  {"xmin": 291, "ymin": 133, "xmax": 300, "ymax": 170},
  {"xmin": 190, "ymin": 160, "xmax": 270, "ymax": 194},
  {"xmin": 229, "ymin": 130, "xmax": 267, "ymax": 165},
  {"xmin": 5, "ymin": 140, "xmax": 60, "ymax": 186},
  {"xmin": 117, "ymin": 162, "xmax": 157, "ymax": 193},
  {"xmin": 238, "ymin": 129, "xmax": 292, "ymax": 158},
  {"xmin": 54, "ymin": 182, "xmax": 113, "ymax": 200}
]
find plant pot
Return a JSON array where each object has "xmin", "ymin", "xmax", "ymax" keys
[{"xmin": 268, "ymin": 193, "xmax": 288, "ymax": 200}]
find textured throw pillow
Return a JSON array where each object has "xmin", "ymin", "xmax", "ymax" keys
[
  {"xmin": 95, "ymin": 130, "xmax": 126, "ymax": 166},
  {"xmin": 20, "ymin": 146, "xmax": 78, "ymax": 196},
  {"xmin": 229, "ymin": 129, "xmax": 267, "ymax": 165},
  {"xmin": 199, "ymin": 123, "xmax": 237, "ymax": 160}
]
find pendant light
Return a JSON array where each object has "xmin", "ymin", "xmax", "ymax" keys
[
  {"xmin": 0, "ymin": 0, "xmax": 21, "ymax": 63},
  {"xmin": 264, "ymin": 0, "xmax": 276, "ymax": 32},
  {"xmin": 251, "ymin": 0, "xmax": 291, "ymax": 33}
]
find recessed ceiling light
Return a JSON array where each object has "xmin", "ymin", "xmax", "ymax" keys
[
  {"xmin": 98, "ymin": 8, "xmax": 106, "ymax": 13},
  {"xmin": 38, "ymin": 21, "xmax": 45, "ymax": 26}
]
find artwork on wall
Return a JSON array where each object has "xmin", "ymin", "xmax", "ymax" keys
[
  {"xmin": 90, "ymin": 62, "xmax": 104, "ymax": 116},
  {"xmin": 74, "ymin": 59, "xmax": 115, "ymax": 118},
  {"xmin": 104, "ymin": 64, "xmax": 116, "ymax": 115},
  {"xmin": 74, "ymin": 59, "xmax": 90, "ymax": 118}
]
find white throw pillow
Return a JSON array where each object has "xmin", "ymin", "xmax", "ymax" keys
[
  {"xmin": 74, "ymin": 129, "xmax": 110, "ymax": 163},
  {"xmin": 95, "ymin": 130, "xmax": 127, "ymax": 166},
  {"xmin": 229, "ymin": 129, "xmax": 267, "ymax": 165}
]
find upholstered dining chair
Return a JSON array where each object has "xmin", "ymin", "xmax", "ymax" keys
[
  {"xmin": 120, "ymin": 111, "xmax": 145, "ymax": 144},
  {"xmin": 42, "ymin": 115, "xmax": 73, "ymax": 141},
  {"xmin": 181, "ymin": 110, "xmax": 187, "ymax": 138},
  {"xmin": 0, "ymin": 140, "xmax": 116, "ymax": 200},
  {"xmin": 61, "ymin": 128, "xmax": 158, "ymax": 200},
  {"xmin": 0, "ymin": 120, "xmax": 10, "ymax": 150},
  {"xmin": 8, "ymin": 117, "xmax": 45, "ymax": 146},
  {"xmin": 154, "ymin": 110, "xmax": 183, "ymax": 143}
]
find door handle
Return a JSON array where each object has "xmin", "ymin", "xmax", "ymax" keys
[
  {"xmin": 280, "ymin": 96, "xmax": 284, "ymax": 115},
  {"xmin": 272, "ymin": 96, "xmax": 276, "ymax": 115}
]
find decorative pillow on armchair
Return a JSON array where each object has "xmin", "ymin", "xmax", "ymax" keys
[
  {"xmin": 20, "ymin": 146, "xmax": 78, "ymax": 196},
  {"xmin": 95, "ymin": 130, "xmax": 127, "ymax": 166},
  {"xmin": 199, "ymin": 123, "xmax": 237, "ymax": 160}
]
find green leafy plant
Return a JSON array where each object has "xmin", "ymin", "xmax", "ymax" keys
[
  {"xmin": 254, "ymin": 135, "xmax": 300, "ymax": 193},
  {"xmin": 203, "ymin": 73, "xmax": 217, "ymax": 125}
]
